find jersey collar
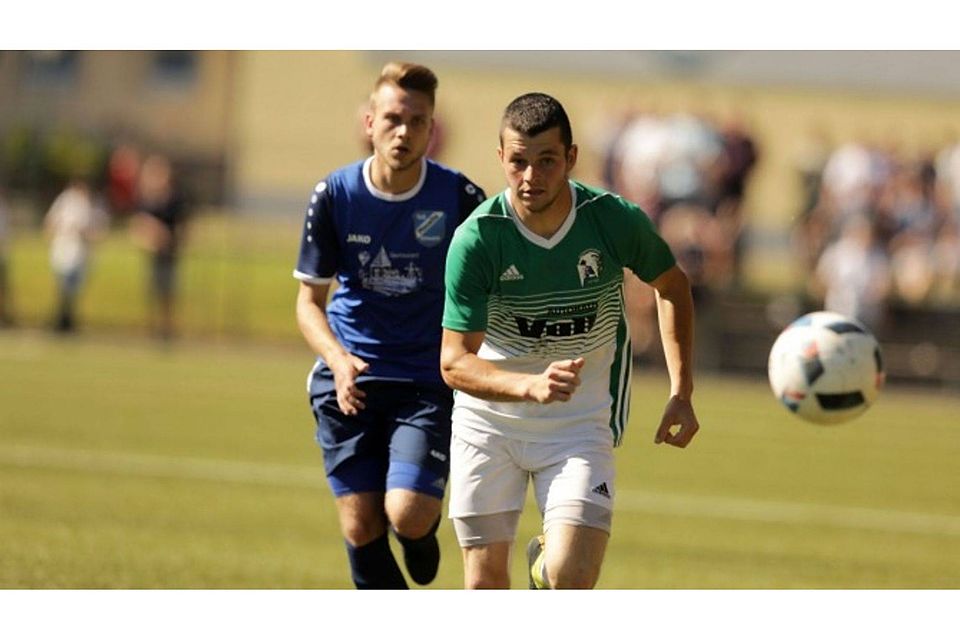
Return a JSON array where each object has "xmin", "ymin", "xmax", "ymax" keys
[
  {"xmin": 504, "ymin": 181, "xmax": 577, "ymax": 250},
  {"xmin": 362, "ymin": 156, "xmax": 428, "ymax": 202}
]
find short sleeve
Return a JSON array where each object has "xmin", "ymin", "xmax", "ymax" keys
[
  {"xmin": 456, "ymin": 175, "xmax": 487, "ymax": 225},
  {"xmin": 293, "ymin": 179, "xmax": 340, "ymax": 284},
  {"xmin": 443, "ymin": 221, "xmax": 493, "ymax": 332},
  {"xmin": 615, "ymin": 199, "xmax": 676, "ymax": 283}
]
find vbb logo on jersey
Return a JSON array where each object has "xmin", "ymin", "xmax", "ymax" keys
[
  {"xmin": 577, "ymin": 249, "xmax": 603, "ymax": 286},
  {"xmin": 413, "ymin": 210, "xmax": 447, "ymax": 248}
]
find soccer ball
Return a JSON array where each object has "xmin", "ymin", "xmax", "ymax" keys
[{"xmin": 768, "ymin": 311, "xmax": 884, "ymax": 425}]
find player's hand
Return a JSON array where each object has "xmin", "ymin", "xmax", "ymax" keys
[
  {"xmin": 331, "ymin": 354, "xmax": 369, "ymax": 415},
  {"xmin": 527, "ymin": 358, "xmax": 585, "ymax": 404},
  {"xmin": 654, "ymin": 395, "xmax": 699, "ymax": 448}
]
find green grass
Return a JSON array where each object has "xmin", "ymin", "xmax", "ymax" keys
[
  {"xmin": 1, "ymin": 330, "xmax": 958, "ymax": 589},
  {"xmin": 6, "ymin": 213, "xmax": 306, "ymax": 343}
]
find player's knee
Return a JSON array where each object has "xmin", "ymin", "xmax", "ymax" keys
[
  {"xmin": 390, "ymin": 512, "xmax": 437, "ymax": 540},
  {"xmin": 464, "ymin": 568, "xmax": 510, "ymax": 589},
  {"xmin": 546, "ymin": 560, "xmax": 600, "ymax": 589},
  {"xmin": 340, "ymin": 518, "xmax": 387, "ymax": 548},
  {"xmin": 385, "ymin": 494, "xmax": 441, "ymax": 539}
]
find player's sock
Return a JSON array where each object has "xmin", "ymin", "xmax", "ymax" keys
[
  {"xmin": 394, "ymin": 517, "xmax": 440, "ymax": 586},
  {"xmin": 345, "ymin": 534, "xmax": 408, "ymax": 589}
]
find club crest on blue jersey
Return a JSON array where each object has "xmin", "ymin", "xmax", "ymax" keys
[
  {"xmin": 413, "ymin": 210, "xmax": 447, "ymax": 247},
  {"xmin": 577, "ymin": 249, "xmax": 603, "ymax": 286}
]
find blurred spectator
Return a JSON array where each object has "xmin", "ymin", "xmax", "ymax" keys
[
  {"xmin": 794, "ymin": 127, "xmax": 831, "ymax": 218},
  {"xmin": 799, "ymin": 134, "xmax": 960, "ymax": 318},
  {"xmin": 658, "ymin": 112, "xmax": 725, "ymax": 212},
  {"xmin": 933, "ymin": 139, "xmax": 960, "ymax": 298},
  {"xmin": 609, "ymin": 109, "xmax": 670, "ymax": 219},
  {"xmin": 0, "ymin": 185, "xmax": 13, "ymax": 327},
  {"xmin": 935, "ymin": 137, "xmax": 960, "ymax": 223},
  {"xmin": 130, "ymin": 155, "xmax": 188, "ymax": 340},
  {"xmin": 43, "ymin": 178, "xmax": 108, "ymax": 333},
  {"xmin": 607, "ymin": 108, "xmax": 755, "ymax": 284},
  {"xmin": 812, "ymin": 214, "xmax": 891, "ymax": 331},
  {"xmin": 715, "ymin": 113, "xmax": 759, "ymax": 285},
  {"xmin": 876, "ymin": 160, "xmax": 939, "ymax": 304},
  {"xmin": 106, "ymin": 143, "xmax": 142, "ymax": 217},
  {"xmin": 603, "ymin": 107, "xmax": 761, "ymax": 360},
  {"xmin": 657, "ymin": 203, "xmax": 715, "ymax": 300}
]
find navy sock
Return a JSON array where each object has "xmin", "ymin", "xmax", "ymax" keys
[
  {"xmin": 394, "ymin": 518, "xmax": 441, "ymax": 586},
  {"xmin": 345, "ymin": 534, "xmax": 408, "ymax": 590}
]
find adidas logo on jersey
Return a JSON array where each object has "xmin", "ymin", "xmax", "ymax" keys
[
  {"xmin": 499, "ymin": 264, "xmax": 524, "ymax": 281},
  {"xmin": 591, "ymin": 482, "xmax": 611, "ymax": 499}
]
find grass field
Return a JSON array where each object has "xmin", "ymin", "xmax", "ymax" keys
[
  {"xmin": 5, "ymin": 213, "xmax": 306, "ymax": 344},
  {"xmin": 1, "ymin": 328, "xmax": 958, "ymax": 589}
]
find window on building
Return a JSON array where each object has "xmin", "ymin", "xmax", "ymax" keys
[
  {"xmin": 22, "ymin": 51, "xmax": 80, "ymax": 87},
  {"xmin": 151, "ymin": 50, "xmax": 198, "ymax": 88}
]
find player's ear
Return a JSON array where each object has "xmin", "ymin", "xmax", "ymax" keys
[
  {"xmin": 566, "ymin": 143, "xmax": 579, "ymax": 172},
  {"xmin": 363, "ymin": 96, "xmax": 376, "ymax": 135},
  {"xmin": 497, "ymin": 145, "xmax": 504, "ymax": 163}
]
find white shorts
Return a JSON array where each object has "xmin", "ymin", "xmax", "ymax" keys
[{"xmin": 448, "ymin": 426, "xmax": 615, "ymax": 544}]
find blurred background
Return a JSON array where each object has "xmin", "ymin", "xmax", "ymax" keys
[
  {"xmin": 2, "ymin": 50, "xmax": 959, "ymax": 384},
  {"xmin": 1, "ymin": 51, "xmax": 959, "ymax": 591}
]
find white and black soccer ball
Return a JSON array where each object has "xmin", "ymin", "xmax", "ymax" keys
[{"xmin": 768, "ymin": 311, "xmax": 885, "ymax": 425}]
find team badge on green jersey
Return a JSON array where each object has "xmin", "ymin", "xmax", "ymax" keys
[{"xmin": 577, "ymin": 249, "xmax": 603, "ymax": 286}]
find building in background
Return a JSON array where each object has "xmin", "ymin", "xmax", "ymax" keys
[
  {"xmin": 0, "ymin": 50, "xmax": 235, "ymax": 208},
  {"xmin": 3, "ymin": 51, "xmax": 960, "ymax": 218}
]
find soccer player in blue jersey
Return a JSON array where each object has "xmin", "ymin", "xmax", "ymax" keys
[
  {"xmin": 441, "ymin": 93, "xmax": 699, "ymax": 589},
  {"xmin": 294, "ymin": 62, "xmax": 486, "ymax": 589}
]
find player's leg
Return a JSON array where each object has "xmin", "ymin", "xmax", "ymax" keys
[
  {"xmin": 541, "ymin": 523, "xmax": 609, "ymax": 589},
  {"xmin": 311, "ymin": 371, "xmax": 407, "ymax": 589},
  {"xmin": 456, "ymin": 515, "xmax": 518, "ymax": 588},
  {"xmin": 383, "ymin": 383, "xmax": 452, "ymax": 585},
  {"xmin": 333, "ymin": 489, "xmax": 407, "ymax": 589},
  {"xmin": 54, "ymin": 268, "xmax": 82, "ymax": 332},
  {"xmin": 530, "ymin": 438, "xmax": 615, "ymax": 589},
  {"xmin": 385, "ymin": 489, "xmax": 442, "ymax": 585},
  {"xmin": 449, "ymin": 427, "xmax": 528, "ymax": 589}
]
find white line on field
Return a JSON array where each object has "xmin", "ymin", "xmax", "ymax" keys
[
  {"xmin": 0, "ymin": 443, "xmax": 324, "ymax": 489},
  {"xmin": 613, "ymin": 491, "xmax": 960, "ymax": 538},
  {"xmin": 2, "ymin": 443, "xmax": 960, "ymax": 538}
]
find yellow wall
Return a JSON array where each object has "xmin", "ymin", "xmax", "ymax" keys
[
  {"xmin": 232, "ymin": 52, "xmax": 960, "ymax": 232},
  {"xmin": 0, "ymin": 51, "xmax": 234, "ymax": 157}
]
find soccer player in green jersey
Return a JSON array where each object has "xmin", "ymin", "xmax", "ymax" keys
[{"xmin": 440, "ymin": 93, "xmax": 700, "ymax": 589}]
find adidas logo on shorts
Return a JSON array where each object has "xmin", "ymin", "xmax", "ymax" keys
[
  {"xmin": 499, "ymin": 264, "xmax": 524, "ymax": 281},
  {"xmin": 591, "ymin": 482, "xmax": 611, "ymax": 499}
]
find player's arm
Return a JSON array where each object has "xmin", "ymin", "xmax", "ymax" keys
[
  {"xmin": 440, "ymin": 329, "xmax": 583, "ymax": 404},
  {"xmin": 294, "ymin": 179, "xmax": 368, "ymax": 415},
  {"xmin": 296, "ymin": 281, "xmax": 369, "ymax": 415},
  {"xmin": 649, "ymin": 264, "xmax": 700, "ymax": 447}
]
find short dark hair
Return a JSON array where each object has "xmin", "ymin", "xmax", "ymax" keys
[
  {"xmin": 500, "ymin": 93, "xmax": 573, "ymax": 150},
  {"xmin": 373, "ymin": 61, "xmax": 438, "ymax": 106}
]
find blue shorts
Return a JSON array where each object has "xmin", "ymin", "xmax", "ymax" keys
[{"xmin": 308, "ymin": 362, "xmax": 453, "ymax": 499}]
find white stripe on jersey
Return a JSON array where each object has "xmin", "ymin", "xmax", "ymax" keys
[{"xmin": 292, "ymin": 269, "xmax": 333, "ymax": 285}]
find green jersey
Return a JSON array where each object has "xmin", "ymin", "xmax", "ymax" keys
[{"xmin": 443, "ymin": 180, "xmax": 676, "ymax": 446}]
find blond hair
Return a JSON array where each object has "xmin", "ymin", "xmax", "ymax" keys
[{"xmin": 372, "ymin": 61, "xmax": 438, "ymax": 106}]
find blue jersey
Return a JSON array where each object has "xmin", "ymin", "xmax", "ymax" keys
[{"xmin": 294, "ymin": 156, "xmax": 486, "ymax": 386}]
